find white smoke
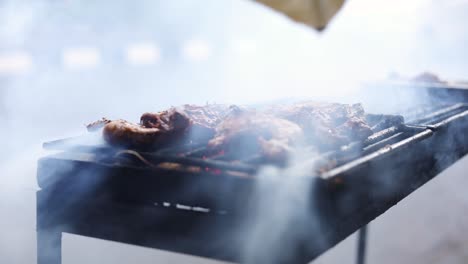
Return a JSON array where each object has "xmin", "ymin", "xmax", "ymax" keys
[{"xmin": 242, "ymin": 149, "xmax": 326, "ymax": 263}]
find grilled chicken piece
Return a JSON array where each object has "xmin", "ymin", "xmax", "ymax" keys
[
  {"xmin": 268, "ymin": 102, "xmax": 373, "ymax": 150},
  {"xmin": 208, "ymin": 109, "xmax": 304, "ymax": 163},
  {"xmin": 103, "ymin": 104, "xmax": 230, "ymax": 149},
  {"xmin": 103, "ymin": 119, "xmax": 172, "ymax": 149}
]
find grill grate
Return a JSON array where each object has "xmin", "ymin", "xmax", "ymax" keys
[{"xmin": 42, "ymin": 103, "xmax": 468, "ymax": 180}]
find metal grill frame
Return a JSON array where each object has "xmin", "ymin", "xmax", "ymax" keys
[{"xmin": 37, "ymin": 99, "xmax": 468, "ymax": 264}]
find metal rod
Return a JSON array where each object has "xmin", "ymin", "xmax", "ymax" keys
[
  {"xmin": 409, "ymin": 103, "xmax": 467, "ymax": 125},
  {"xmin": 356, "ymin": 225, "xmax": 368, "ymax": 264},
  {"xmin": 321, "ymin": 129, "xmax": 434, "ymax": 180},
  {"xmin": 364, "ymin": 126, "xmax": 401, "ymax": 145},
  {"xmin": 362, "ymin": 132, "xmax": 404, "ymax": 153},
  {"xmin": 116, "ymin": 150, "xmax": 258, "ymax": 174}
]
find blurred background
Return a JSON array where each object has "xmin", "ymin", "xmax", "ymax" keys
[{"xmin": 0, "ymin": 0, "xmax": 468, "ymax": 263}]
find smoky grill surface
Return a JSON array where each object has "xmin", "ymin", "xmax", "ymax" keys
[
  {"xmin": 65, "ymin": 102, "xmax": 410, "ymax": 174},
  {"xmin": 43, "ymin": 103, "xmax": 467, "ymax": 180},
  {"xmin": 100, "ymin": 103, "xmax": 395, "ymax": 149},
  {"xmin": 38, "ymin": 101, "xmax": 468, "ymax": 264}
]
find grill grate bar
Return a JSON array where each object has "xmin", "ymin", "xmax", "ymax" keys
[
  {"xmin": 154, "ymin": 142, "xmax": 207, "ymax": 156},
  {"xmin": 321, "ymin": 106, "xmax": 468, "ymax": 180},
  {"xmin": 362, "ymin": 132, "xmax": 405, "ymax": 153},
  {"xmin": 321, "ymin": 129, "xmax": 434, "ymax": 180},
  {"xmin": 409, "ymin": 103, "xmax": 467, "ymax": 125},
  {"xmin": 115, "ymin": 150, "xmax": 258, "ymax": 174},
  {"xmin": 364, "ymin": 126, "xmax": 401, "ymax": 145},
  {"xmin": 432, "ymin": 109, "xmax": 468, "ymax": 129}
]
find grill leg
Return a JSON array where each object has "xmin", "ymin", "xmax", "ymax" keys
[
  {"xmin": 356, "ymin": 225, "xmax": 368, "ymax": 264},
  {"xmin": 37, "ymin": 228, "xmax": 62, "ymax": 264}
]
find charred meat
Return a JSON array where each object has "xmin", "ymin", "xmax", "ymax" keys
[
  {"xmin": 102, "ymin": 104, "xmax": 230, "ymax": 149},
  {"xmin": 268, "ymin": 102, "xmax": 373, "ymax": 150},
  {"xmin": 92, "ymin": 102, "xmax": 403, "ymax": 158},
  {"xmin": 103, "ymin": 119, "xmax": 173, "ymax": 149},
  {"xmin": 208, "ymin": 109, "xmax": 303, "ymax": 163}
]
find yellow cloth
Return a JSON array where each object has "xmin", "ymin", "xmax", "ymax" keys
[{"xmin": 254, "ymin": 0, "xmax": 345, "ymax": 30}]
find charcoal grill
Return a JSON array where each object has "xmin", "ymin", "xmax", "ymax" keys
[{"xmin": 36, "ymin": 84, "xmax": 468, "ymax": 264}]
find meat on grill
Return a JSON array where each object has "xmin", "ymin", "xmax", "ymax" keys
[
  {"xmin": 101, "ymin": 104, "xmax": 231, "ymax": 149},
  {"xmin": 103, "ymin": 119, "xmax": 171, "ymax": 149},
  {"xmin": 411, "ymin": 72, "xmax": 445, "ymax": 83},
  {"xmin": 365, "ymin": 114, "xmax": 404, "ymax": 131},
  {"xmin": 267, "ymin": 102, "xmax": 373, "ymax": 150},
  {"xmin": 208, "ymin": 107, "xmax": 304, "ymax": 163},
  {"xmin": 94, "ymin": 102, "xmax": 402, "ymax": 159}
]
